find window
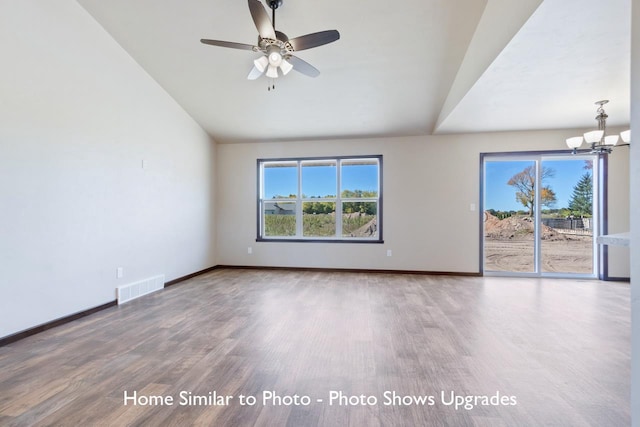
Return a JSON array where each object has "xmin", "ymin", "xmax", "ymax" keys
[{"xmin": 258, "ymin": 155, "xmax": 382, "ymax": 242}]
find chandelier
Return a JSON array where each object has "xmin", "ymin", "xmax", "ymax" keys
[{"xmin": 566, "ymin": 100, "xmax": 631, "ymax": 154}]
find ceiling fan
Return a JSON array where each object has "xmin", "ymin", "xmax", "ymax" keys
[{"xmin": 200, "ymin": 0, "xmax": 340, "ymax": 81}]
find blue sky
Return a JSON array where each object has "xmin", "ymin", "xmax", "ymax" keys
[
  {"xmin": 264, "ymin": 163, "xmax": 378, "ymax": 199},
  {"xmin": 264, "ymin": 159, "xmax": 591, "ymax": 209},
  {"xmin": 484, "ymin": 159, "xmax": 593, "ymax": 211}
]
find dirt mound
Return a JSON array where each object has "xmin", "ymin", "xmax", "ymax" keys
[
  {"xmin": 350, "ymin": 218, "xmax": 377, "ymax": 237},
  {"xmin": 484, "ymin": 211, "xmax": 565, "ymax": 241}
]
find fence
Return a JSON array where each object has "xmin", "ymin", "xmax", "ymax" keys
[{"xmin": 542, "ymin": 218, "xmax": 592, "ymax": 235}]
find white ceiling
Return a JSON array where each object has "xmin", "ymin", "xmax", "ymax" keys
[{"xmin": 77, "ymin": 0, "xmax": 631, "ymax": 143}]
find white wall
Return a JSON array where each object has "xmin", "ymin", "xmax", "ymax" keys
[
  {"xmin": 630, "ymin": 0, "xmax": 639, "ymax": 423},
  {"xmin": 216, "ymin": 130, "xmax": 629, "ymax": 274},
  {"xmin": 0, "ymin": 1, "xmax": 216, "ymax": 338},
  {"xmin": 608, "ymin": 146, "xmax": 632, "ymax": 278}
]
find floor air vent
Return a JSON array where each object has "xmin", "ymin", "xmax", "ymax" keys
[{"xmin": 117, "ymin": 275, "xmax": 165, "ymax": 304}]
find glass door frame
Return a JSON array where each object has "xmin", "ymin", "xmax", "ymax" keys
[{"xmin": 480, "ymin": 151, "xmax": 602, "ymax": 279}]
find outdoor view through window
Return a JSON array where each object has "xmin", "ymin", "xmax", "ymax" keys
[
  {"xmin": 483, "ymin": 155, "xmax": 597, "ymax": 276},
  {"xmin": 258, "ymin": 156, "xmax": 381, "ymax": 241}
]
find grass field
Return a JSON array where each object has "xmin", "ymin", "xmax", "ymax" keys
[{"xmin": 264, "ymin": 214, "xmax": 376, "ymax": 237}]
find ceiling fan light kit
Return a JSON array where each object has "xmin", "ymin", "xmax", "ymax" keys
[
  {"xmin": 565, "ymin": 100, "xmax": 631, "ymax": 154},
  {"xmin": 200, "ymin": 0, "xmax": 340, "ymax": 89}
]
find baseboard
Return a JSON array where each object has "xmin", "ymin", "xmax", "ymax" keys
[
  {"xmin": 164, "ymin": 265, "xmax": 221, "ymax": 287},
  {"xmin": 215, "ymin": 265, "xmax": 483, "ymax": 277},
  {"xmin": 602, "ymin": 276, "xmax": 631, "ymax": 282},
  {"xmin": 0, "ymin": 300, "xmax": 117, "ymax": 347}
]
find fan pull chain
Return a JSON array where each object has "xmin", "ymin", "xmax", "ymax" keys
[{"xmin": 267, "ymin": 79, "xmax": 275, "ymax": 91}]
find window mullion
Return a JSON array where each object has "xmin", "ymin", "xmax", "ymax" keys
[
  {"xmin": 259, "ymin": 162, "xmax": 264, "ymax": 238},
  {"xmin": 336, "ymin": 159, "xmax": 342, "ymax": 238},
  {"xmin": 296, "ymin": 160, "xmax": 303, "ymax": 237}
]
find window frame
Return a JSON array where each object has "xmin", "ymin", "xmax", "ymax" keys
[{"xmin": 256, "ymin": 155, "xmax": 383, "ymax": 243}]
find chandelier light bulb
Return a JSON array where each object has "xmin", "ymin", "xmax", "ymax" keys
[
  {"xmin": 268, "ymin": 51, "xmax": 282, "ymax": 67},
  {"xmin": 566, "ymin": 136, "xmax": 584, "ymax": 149},
  {"xmin": 265, "ymin": 64, "xmax": 279, "ymax": 79},
  {"xmin": 583, "ymin": 130, "xmax": 604, "ymax": 144},
  {"xmin": 604, "ymin": 135, "xmax": 619, "ymax": 146},
  {"xmin": 253, "ymin": 55, "xmax": 269, "ymax": 73},
  {"xmin": 620, "ymin": 129, "xmax": 631, "ymax": 143},
  {"xmin": 280, "ymin": 58, "xmax": 293, "ymax": 75}
]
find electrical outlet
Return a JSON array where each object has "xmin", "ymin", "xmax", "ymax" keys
[
  {"xmin": 248, "ymin": 247, "xmax": 253, "ymax": 255},
  {"xmin": 116, "ymin": 267, "xmax": 124, "ymax": 279},
  {"xmin": 386, "ymin": 249, "xmax": 392, "ymax": 257}
]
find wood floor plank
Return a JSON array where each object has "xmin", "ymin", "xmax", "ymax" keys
[{"xmin": 0, "ymin": 268, "xmax": 630, "ymax": 426}]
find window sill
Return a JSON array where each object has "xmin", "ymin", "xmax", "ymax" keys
[{"xmin": 256, "ymin": 238, "xmax": 384, "ymax": 244}]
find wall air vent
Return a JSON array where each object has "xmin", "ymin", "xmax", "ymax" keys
[{"xmin": 117, "ymin": 275, "xmax": 165, "ymax": 304}]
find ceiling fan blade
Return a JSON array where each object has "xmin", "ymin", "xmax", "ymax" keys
[
  {"xmin": 248, "ymin": 0, "xmax": 276, "ymax": 40},
  {"xmin": 200, "ymin": 39, "xmax": 256, "ymax": 51},
  {"xmin": 287, "ymin": 55, "xmax": 320, "ymax": 78},
  {"xmin": 247, "ymin": 65, "xmax": 264, "ymax": 80},
  {"xmin": 288, "ymin": 30, "xmax": 340, "ymax": 51}
]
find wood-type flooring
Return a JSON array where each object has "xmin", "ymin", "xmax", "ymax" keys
[{"xmin": 0, "ymin": 268, "xmax": 631, "ymax": 426}]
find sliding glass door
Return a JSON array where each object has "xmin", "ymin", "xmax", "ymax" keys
[
  {"xmin": 540, "ymin": 157, "xmax": 597, "ymax": 275},
  {"xmin": 482, "ymin": 153, "xmax": 599, "ymax": 278},
  {"xmin": 484, "ymin": 159, "xmax": 537, "ymax": 273}
]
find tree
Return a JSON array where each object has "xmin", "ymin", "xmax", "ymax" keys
[
  {"xmin": 507, "ymin": 165, "xmax": 557, "ymax": 216},
  {"xmin": 568, "ymin": 172, "xmax": 593, "ymax": 216}
]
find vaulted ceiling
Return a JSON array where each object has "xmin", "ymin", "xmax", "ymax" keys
[{"xmin": 77, "ymin": 0, "xmax": 631, "ymax": 143}]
